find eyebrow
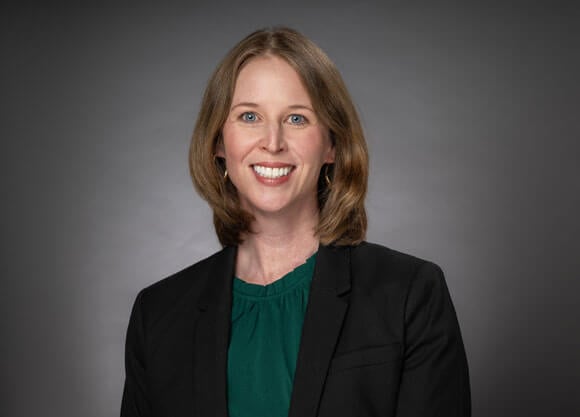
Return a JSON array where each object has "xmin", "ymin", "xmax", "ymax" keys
[{"xmin": 230, "ymin": 102, "xmax": 315, "ymax": 112}]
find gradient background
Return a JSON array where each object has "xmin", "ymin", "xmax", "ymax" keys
[{"xmin": 1, "ymin": 2, "xmax": 579, "ymax": 417}]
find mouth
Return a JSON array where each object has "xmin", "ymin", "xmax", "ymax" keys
[{"xmin": 252, "ymin": 164, "xmax": 295, "ymax": 179}]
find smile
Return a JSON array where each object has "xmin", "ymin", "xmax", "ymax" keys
[{"xmin": 252, "ymin": 165, "xmax": 294, "ymax": 179}]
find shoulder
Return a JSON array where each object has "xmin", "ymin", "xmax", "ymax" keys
[
  {"xmin": 344, "ymin": 242, "xmax": 454, "ymax": 339},
  {"xmin": 350, "ymin": 241, "xmax": 427, "ymax": 269},
  {"xmin": 132, "ymin": 247, "xmax": 233, "ymax": 326},
  {"xmin": 349, "ymin": 241, "xmax": 436, "ymax": 278},
  {"xmin": 347, "ymin": 241, "xmax": 446, "ymax": 295}
]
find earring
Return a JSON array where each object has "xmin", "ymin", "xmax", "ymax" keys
[
  {"xmin": 324, "ymin": 164, "xmax": 332, "ymax": 187},
  {"xmin": 214, "ymin": 155, "xmax": 228, "ymax": 181}
]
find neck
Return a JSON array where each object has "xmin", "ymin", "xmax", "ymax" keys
[{"xmin": 236, "ymin": 205, "xmax": 320, "ymax": 286}]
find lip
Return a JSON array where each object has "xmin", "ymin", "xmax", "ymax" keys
[{"xmin": 251, "ymin": 162, "xmax": 295, "ymax": 168}]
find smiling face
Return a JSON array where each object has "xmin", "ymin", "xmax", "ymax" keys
[{"xmin": 218, "ymin": 54, "xmax": 335, "ymax": 219}]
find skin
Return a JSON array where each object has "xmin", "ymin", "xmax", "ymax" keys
[{"xmin": 217, "ymin": 54, "xmax": 335, "ymax": 285}]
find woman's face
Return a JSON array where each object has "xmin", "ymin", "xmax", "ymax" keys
[{"xmin": 218, "ymin": 55, "xmax": 335, "ymax": 218}]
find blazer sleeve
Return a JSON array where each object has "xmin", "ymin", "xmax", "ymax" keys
[
  {"xmin": 121, "ymin": 291, "xmax": 151, "ymax": 417},
  {"xmin": 395, "ymin": 261, "xmax": 471, "ymax": 417}
]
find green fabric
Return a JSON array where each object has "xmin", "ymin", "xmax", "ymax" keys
[{"xmin": 227, "ymin": 253, "xmax": 317, "ymax": 417}]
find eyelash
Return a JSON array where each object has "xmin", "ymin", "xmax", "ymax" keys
[{"xmin": 239, "ymin": 112, "xmax": 308, "ymax": 125}]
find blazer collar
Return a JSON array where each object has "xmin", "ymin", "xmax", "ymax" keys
[
  {"xmin": 195, "ymin": 245, "xmax": 350, "ymax": 306},
  {"xmin": 288, "ymin": 244, "xmax": 351, "ymax": 417},
  {"xmin": 192, "ymin": 244, "xmax": 351, "ymax": 417},
  {"xmin": 192, "ymin": 246, "xmax": 235, "ymax": 417},
  {"xmin": 197, "ymin": 245, "xmax": 236, "ymax": 311}
]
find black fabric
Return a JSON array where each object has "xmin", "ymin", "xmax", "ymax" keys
[{"xmin": 121, "ymin": 242, "xmax": 471, "ymax": 417}]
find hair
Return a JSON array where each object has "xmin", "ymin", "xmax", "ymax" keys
[{"xmin": 189, "ymin": 27, "xmax": 368, "ymax": 247}]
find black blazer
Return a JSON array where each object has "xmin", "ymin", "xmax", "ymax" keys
[{"xmin": 121, "ymin": 242, "xmax": 471, "ymax": 417}]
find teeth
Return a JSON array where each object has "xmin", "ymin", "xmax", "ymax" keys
[{"xmin": 253, "ymin": 165, "xmax": 292, "ymax": 179}]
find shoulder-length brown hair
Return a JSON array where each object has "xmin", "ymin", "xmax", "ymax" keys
[{"xmin": 189, "ymin": 27, "xmax": 368, "ymax": 247}]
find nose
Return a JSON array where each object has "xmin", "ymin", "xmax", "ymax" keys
[{"xmin": 261, "ymin": 123, "xmax": 286, "ymax": 153}]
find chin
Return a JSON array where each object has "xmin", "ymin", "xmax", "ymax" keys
[
  {"xmin": 250, "ymin": 204, "xmax": 291, "ymax": 216},
  {"xmin": 241, "ymin": 197, "xmax": 293, "ymax": 216}
]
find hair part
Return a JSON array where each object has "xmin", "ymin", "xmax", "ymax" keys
[{"xmin": 189, "ymin": 26, "xmax": 368, "ymax": 246}]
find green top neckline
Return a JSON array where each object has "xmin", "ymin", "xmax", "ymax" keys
[{"xmin": 233, "ymin": 252, "xmax": 317, "ymax": 299}]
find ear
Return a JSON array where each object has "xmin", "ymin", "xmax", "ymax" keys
[
  {"xmin": 215, "ymin": 135, "xmax": 226, "ymax": 158},
  {"xmin": 324, "ymin": 130, "xmax": 336, "ymax": 163},
  {"xmin": 325, "ymin": 145, "xmax": 336, "ymax": 164}
]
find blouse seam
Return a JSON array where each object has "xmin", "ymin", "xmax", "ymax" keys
[{"xmin": 232, "ymin": 275, "xmax": 312, "ymax": 301}]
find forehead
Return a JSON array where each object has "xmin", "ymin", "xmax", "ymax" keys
[{"xmin": 232, "ymin": 55, "xmax": 312, "ymax": 105}]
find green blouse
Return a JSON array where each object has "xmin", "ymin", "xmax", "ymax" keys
[{"xmin": 227, "ymin": 253, "xmax": 317, "ymax": 417}]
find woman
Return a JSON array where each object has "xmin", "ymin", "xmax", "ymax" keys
[{"xmin": 121, "ymin": 27, "xmax": 471, "ymax": 417}]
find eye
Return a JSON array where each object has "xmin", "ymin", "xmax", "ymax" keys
[
  {"xmin": 241, "ymin": 111, "xmax": 258, "ymax": 122},
  {"xmin": 288, "ymin": 114, "xmax": 307, "ymax": 125}
]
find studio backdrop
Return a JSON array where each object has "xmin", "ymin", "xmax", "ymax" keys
[{"xmin": 1, "ymin": 2, "xmax": 579, "ymax": 417}]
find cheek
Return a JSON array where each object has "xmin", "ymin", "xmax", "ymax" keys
[
  {"xmin": 301, "ymin": 130, "xmax": 333, "ymax": 163},
  {"xmin": 221, "ymin": 126, "xmax": 245, "ymax": 159}
]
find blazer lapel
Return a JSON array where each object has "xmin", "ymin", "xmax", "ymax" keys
[
  {"xmin": 191, "ymin": 245, "xmax": 351, "ymax": 417},
  {"xmin": 288, "ymin": 245, "xmax": 351, "ymax": 417},
  {"xmin": 192, "ymin": 246, "xmax": 236, "ymax": 417}
]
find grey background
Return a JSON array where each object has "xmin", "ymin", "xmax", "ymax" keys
[{"xmin": 1, "ymin": 2, "xmax": 578, "ymax": 417}]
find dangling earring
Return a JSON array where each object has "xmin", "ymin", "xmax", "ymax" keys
[
  {"xmin": 324, "ymin": 164, "xmax": 332, "ymax": 187},
  {"xmin": 214, "ymin": 155, "xmax": 228, "ymax": 181}
]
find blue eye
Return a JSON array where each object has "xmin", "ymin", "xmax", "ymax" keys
[
  {"xmin": 289, "ymin": 114, "xmax": 306, "ymax": 125},
  {"xmin": 241, "ymin": 112, "xmax": 257, "ymax": 122}
]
